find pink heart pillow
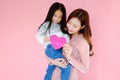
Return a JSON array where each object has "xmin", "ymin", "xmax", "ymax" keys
[{"xmin": 50, "ymin": 35, "xmax": 66, "ymax": 50}]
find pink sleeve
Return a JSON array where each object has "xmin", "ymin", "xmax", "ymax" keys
[
  {"xmin": 68, "ymin": 40, "xmax": 90, "ymax": 73},
  {"xmin": 52, "ymin": 67, "xmax": 60, "ymax": 80}
]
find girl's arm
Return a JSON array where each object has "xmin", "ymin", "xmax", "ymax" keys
[
  {"xmin": 63, "ymin": 41, "xmax": 89, "ymax": 73},
  {"xmin": 36, "ymin": 22, "xmax": 67, "ymax": 68},
  {"xmin": 36, "ymin": 22, "xmax": 49, "ymax": 44}
]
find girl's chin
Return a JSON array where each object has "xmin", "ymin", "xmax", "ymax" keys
[
  {"xmin": 53, "ymin": 23, "xmax": 57, "ymax": 24},
  {"xmin": 53, "ymin": 22, "xmax": 58, "ymax": 24}
]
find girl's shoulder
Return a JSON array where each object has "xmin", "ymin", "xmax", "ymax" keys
[
  {"xmin": 42, "ymin": 21, "xmax": 60, "ymax": 27},
  {"xmin": 39, "ymin": 21, "xmax": 50, "ymax": 29},
  {"xmin": 42, "ymin": 21, "xmax": 50, "ymax": 26}
]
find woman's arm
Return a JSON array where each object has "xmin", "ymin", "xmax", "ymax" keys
[
  {"xmin": 45, "ymin": 55, "xmax": 67, "ymax": 68},
  {"xmin": 63, "ymin": 41, "xmax": 90, "ymax": 73}
]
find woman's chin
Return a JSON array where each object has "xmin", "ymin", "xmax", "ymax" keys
[{"xmin": 68, "ymin": 31, "xmax": 73, "ymax": 34}]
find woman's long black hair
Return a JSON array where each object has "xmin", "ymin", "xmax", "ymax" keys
[{"xmin": 67, "ymin": 8, "xmax": 94, "ymax": 56}]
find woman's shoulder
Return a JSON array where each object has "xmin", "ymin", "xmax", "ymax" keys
[
  {"xmin": 78, "ymin": 34, "xmax": 89, "ymax": 50},
  {"xmin": 79, "ymin": 34, "xmax": 88, "ymax": 45},
  {"xmin": 71, "ymin": 34, "xmax": 88, "ymax": 47}
]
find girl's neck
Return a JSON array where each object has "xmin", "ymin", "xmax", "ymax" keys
[{"xmin": 51, "ymin": 22, "xmax": 59, "ymax": 25}]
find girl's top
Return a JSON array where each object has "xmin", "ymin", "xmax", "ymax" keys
[
  {"xmin": 52, "ymin": 34, "xmax": 90, "ymax": 80},
  {"xmin": 36, "ymin": 21, "xmax": 70, "ymax": 47}
]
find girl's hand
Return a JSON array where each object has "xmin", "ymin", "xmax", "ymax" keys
[
  {"xmin": 44, "ymin": 36, "xmax": 50, "ymax": 42},
  {"xmin": 52, "ymin": 58, "xmax": 67, "ymax": 68},
  {"xmin": 63, "ymin": 43, "xmax": 73, "ymax": 58}
]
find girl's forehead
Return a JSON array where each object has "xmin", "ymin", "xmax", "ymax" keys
[
  {"xmin": 54, "ymin": 10, "xmax": 63, "ymax": 16},
  {"xmin": 55, "ymin": 10, "xmax": 62, "ymax": 13}
]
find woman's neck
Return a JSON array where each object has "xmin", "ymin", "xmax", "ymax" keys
[{"xmin": 71, "ymin": 33, "xmax": 79, "ymax": 38}]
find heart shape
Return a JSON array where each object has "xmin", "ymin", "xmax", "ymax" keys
[{"xmin": 50, "ymin": 35, "xmax": 66, "ymax": 50}]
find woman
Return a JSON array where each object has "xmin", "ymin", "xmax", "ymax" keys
[{"xmin": 52, "ymin": 8, "xmax": 94, "ymax": 80}]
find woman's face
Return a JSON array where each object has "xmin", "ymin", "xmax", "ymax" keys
[
  {"xmin": 52, "ymin": 10, "xmax": 63, "ymax": 24},
  {"xmin": 67, "ymin": 18, "xmax": 81, "ymax": 35}
]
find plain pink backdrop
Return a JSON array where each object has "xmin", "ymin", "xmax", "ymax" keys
[{"xmin": 0, "ymin": 0, "xmax": 120, "ymax": 80}]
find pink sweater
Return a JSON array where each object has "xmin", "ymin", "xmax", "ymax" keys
[{"xmin": 52, "ymin": 34, "xmax": 90, "ymax": 80}]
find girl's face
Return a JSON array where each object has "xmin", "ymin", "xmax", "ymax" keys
[
  {"xmin": 67, "ymin": 18, "xmax": 82, "ymax": 35},
  {"xmin": 52, "ymin": 10, "xmax": 63, "ymax": 24}
]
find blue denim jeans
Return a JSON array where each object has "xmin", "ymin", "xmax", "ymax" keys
[{"xmin": 44, "ymin": 44, "xmax": 71, "ymax": 80}]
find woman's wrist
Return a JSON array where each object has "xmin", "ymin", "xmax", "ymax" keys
[
  {"xmin": 50, "ymin": 59, "xmax": 58, "ymax": 66},
  {"xmin": 66, "ymin": 55, "xmax": 72, "ymax": 62},
  {"xmin": 49, "ymin": 59, "xmax": 54, "ymax": 65}
]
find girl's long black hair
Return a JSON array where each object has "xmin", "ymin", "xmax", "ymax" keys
[{"xmin": 38, "ymin": 2, "xmax": 67, "ymax": 33}]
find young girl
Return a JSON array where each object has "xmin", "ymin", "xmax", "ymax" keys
[
  {"xmin": 52, "ymin": 8, "xmax": 94, "ymax": 80},
  {"xmin": 36, "ymin": 2, "xmax": 70, "ymax": 80}
]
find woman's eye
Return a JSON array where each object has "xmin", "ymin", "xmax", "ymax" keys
[
  {"xmin": 73, "ymin": 26, "xmax": 77, "ymax": 28},
  {"xmin": 54, "ymin": 15, "xmax": 57, "ymax": 17}
]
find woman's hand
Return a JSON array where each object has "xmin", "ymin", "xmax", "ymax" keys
[
  {"xmin": 52, "ymin": 58, "xmax": 67, "ymax": 68},
  {"xmin": 63, "ymin": 43, "xmax": 73, "ymax": 58},
  {"xmin": 44, "ymin": 36, "xmax": 50, "ymax": 42}
]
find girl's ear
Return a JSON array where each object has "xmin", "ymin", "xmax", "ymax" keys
[{"xmin": 80, "ymin": 25, "xmax": 85, "ymax": 30}]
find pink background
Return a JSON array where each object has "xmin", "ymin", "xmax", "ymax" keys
[{"xmin": 0, "ymin": 0, "xmax": 120, "ymax": 80}]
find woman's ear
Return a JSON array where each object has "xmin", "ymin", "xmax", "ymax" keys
[
  {"xmin": 80, "ymin": 25, "xmax": 85, "ymax": 30},
  {"xmin": 64, "ymin": 27, "xmax": 68, "ymax": 31}
]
